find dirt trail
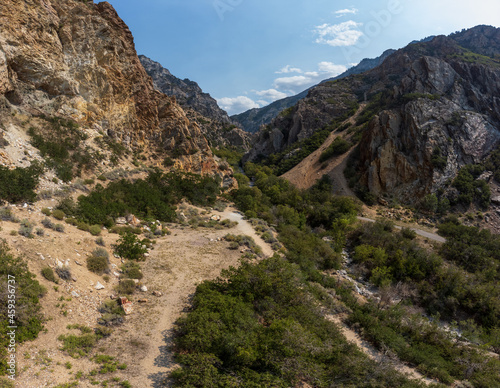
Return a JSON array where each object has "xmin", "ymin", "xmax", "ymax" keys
[
  {"xmin": 326, "ymin": 314, "xmax": 439, "ymax": 386},
  {"xmin": 123, "ymin": 208, "xmax": 274, "ymax": 388},
  {"xmin": 281, "ymin": 104, "xmax": 365, "ymax": 195}
]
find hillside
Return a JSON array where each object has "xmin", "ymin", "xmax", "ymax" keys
[
  {"xmin": 1, "ymin": 2, "xmax": 500, "ymax": 387},
  {"xmin": 0, "ymin": 0, "xmax": 234, "ymax": 184},
  {"xmin": 246, "ymin": 26, "xmax": 500, "ymax": 214}
]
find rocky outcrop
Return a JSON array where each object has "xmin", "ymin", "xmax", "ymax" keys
[
  {"xmin": 140, "ymin": 55, "xmax": 250, "ymax": 151},
  {"xmin": 0, "ymin": 0, "xmax": 229, "ymax": 179},
  {"xmin": 357, "ymin": 28, "xmax": 500, "ymax": 201},
  {"xmin": 244, "ymin": 80, "xmax": 361, "ymax": 162}
]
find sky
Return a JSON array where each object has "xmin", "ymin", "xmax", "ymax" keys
[{"xmin": 104, "ymin": 0, "xmax": 500, "ymax": 116}]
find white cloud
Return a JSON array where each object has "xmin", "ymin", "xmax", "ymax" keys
[
  {"xmin": 273, "ymin": 75, "xmax": 312, "ymax": 91},
  {"xmin": 335, "ymin": 8, "xmax": 358, "ymax": 17},
  {"xmin": 255, "ymin": 89, "xmax": 289, "ymax": 101},
  {"xmin": 272, "ymin": 62, "xmax": 347, "ymax": 94},
  {"xmin": 217, "ymin": 96, "xmax": 260, "ymax": 115},
  {"xmin": 318, "ymin": 61, "xmax": 348, "ymax": 74},
  {"xmin": 314, "ymin": 20, "xmax": 363, "ymax": 47},
  {"xmin": 275, "ymin": 65, "xmax": 303, "ymax": 74}
]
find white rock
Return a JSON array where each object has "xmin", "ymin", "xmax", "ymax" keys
[
  {"xmin": 113, "ymin": 271, "xmax": 120, "ymax": 277},
  {"xmin": 95, "ymin": 282, "xmax": 105, "ymax": 290},
  {"xmin": 56, "ymin": 260, "xmax": 64, "ymax": 268},
  {"xmin": 71, "ymin": 291, "xmax": 80, "ymax": 298},
  {"xmin": 64, "ymin": 259, "xmax": 70, "ymax": 267},
  {"xmin": 140, "ymin": 285, "xmax": 148, "ymax": 292},
  {"xmin": 39, "ymin": 254, "xmax": 45, "ymax": 261}
]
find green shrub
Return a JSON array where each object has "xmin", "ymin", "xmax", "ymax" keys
[
  {"xmin": 58, "ymin": 325, "xmax": 101, "ymax": 358},
  {"xmin": 41, "ymin": 208, "xmax": 51, "ymax": 216},
  {"xmin": 41, "ymin": 218, "xmax": 54, "ymax": 229},
  {"xmin": 87, "ymin": 256, "xmax": 109, "ymax": 275},
  {"xmin": 319, "ymin": 137, "xmax": 352, "ymax": 162},
  {"xmin": 52, "ymin": 209, "xmax": 65, "ymax": 220},
  {"xmin": 54, "ymin": 224, "xmax": 65, "ymax": 233},
  {"xmin": 0, "ymin": 163, "xmax": 42, "ymax": 204},
  {"xmin": 89, "ymin": 225, "xmax": 101, "ymax": 236},
  {"xmin": 0, "ymin": 241, "xmax": 46, "ymax": 374},
  {"xmin": 121, "ymin": 261, "xmax": 143, "ymax": 280},
  {"xmin": 76, "ymin": 221, "xmax": 90, "ymax": 232},
  {"xmin": 113, "ymin": 233, "xmax": 148, "ymax": 261},
  {"xmin": 116, "ymin": 279, "xmax": 136, "ymax": 295},
  {"xmin": 41, "ymin": 267, "xmax": 57, "ymax": 283}
]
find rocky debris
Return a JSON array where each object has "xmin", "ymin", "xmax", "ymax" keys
[
  {"xmin": 71, "ymin": 291, "xmax": 80, "ymax": 298},
  {"xmin": 95, "ymin": 282, "xmax": 105, "ymax": 290},
  {"xmin": 491, "ymin": 196, "xmax": 500, "ymax": 205},
  {"xmin": 75, "ymin": 260, "xmax": 82, "ymax": 266},
  {"xmin": 118, "ymin": 297, "xmax": 133, "ymax": 315},
  {"xmin": 152, "ymin": 291, "xmax": 163, "ymax": 297},
  {"xmin": 116, "ymin": 217, "xmax": 127, "ymax": 225},
  {"xmin": 140, "ymin": 285, "xmax": 148, "ymax": 292},
  {"xmin": 138, "ymin": 299, "xmax": 148, "ymax": 303}
]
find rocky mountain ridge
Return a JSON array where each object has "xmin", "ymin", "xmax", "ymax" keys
[
  {"xmin": 232, "ymin": 49, "xmax": 396, "ymax": 133},
  {"xmin": 139, "ymin": 55, "xmax": 250, "ymax": 151},
  {"xmin": 246, "ymin": 25, "xmax": 500, "ymax": 206}
]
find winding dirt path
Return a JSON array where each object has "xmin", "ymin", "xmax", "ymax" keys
[
  {"xmin": 120, "ymin": 208, "xmax": 274, "ymax": 388},
  {"xmin": 326, "ymin": 314, "xmax": 439, "ymax": 386}
]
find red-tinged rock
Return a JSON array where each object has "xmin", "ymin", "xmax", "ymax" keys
[
  {"xmin": 138, "ymin": 299, "xmax": 148, "ymax": 303},
  {"xmin": 122, "ymin": 302, "xmax": 133, "ymax": 315},
  {"xmin": 152, "ymin": 291, "xmax": 162, "ymax": 297}
]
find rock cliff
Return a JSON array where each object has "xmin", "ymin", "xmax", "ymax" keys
[{"xmin": 0, "ymin": 0, "xmax": 230, "ymax": 179}]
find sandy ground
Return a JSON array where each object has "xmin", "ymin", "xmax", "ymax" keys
[{"xmin": 8, "ymin": 204, "xmax": 274, "ymax": 388}]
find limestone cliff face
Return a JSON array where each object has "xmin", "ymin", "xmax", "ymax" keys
[{"xmin": 0, "ymin": 0, "xmax": 227, "ymax": 178}]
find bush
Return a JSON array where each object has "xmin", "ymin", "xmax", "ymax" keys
[
  {"xmin": 96, "ymin": 237, "xmax": 105, "ymax": 247},
  {"xmin": 92, "ymin": 248, "xmax": 109, "ymax": 260},
  {"xmin": 56, "ymin": 267, "xmax": 72, "ymax": 281},
  {"xmin": 0, "ymin": 164, "xmax": 42, "ymax": 204},
  {"xmin": 41, "ymin": 267, "xmax": 57, "ymax": 283},
  {"xmin": 41, "ymin": 218, "xmax": 54, "ymax": 229},
  {"xmin": 54, "ymin": 224, "xmax": 65, "ymax": 233},
  {"xmin": 89, "ymin": 225, "xmax": 101, "ymax": 236},
  {"xmin": 113, "ymin": 233, "xmax": 148, "ymax": 261},
  {"xmin": 41, "ymin": 208, "xmax": 51, "ymax": 216},
  {"xmin": 52, "ymin": 209, "xmax": 66, "ymax": 220},
  {"xmin": 76, "ymin": 221, "xmax": 90, "ymax": 232},
  {"xmin": 319, "ymin": 137, "xmax": 352, "ymax": 162},
  {"xmin": 121, "ymin": 261, "xmax": 143, "ymax": 280},
  {"xmin": 116, "ymin": 279, "xmax": 136, "ymax": 295},
  {"xmin": 87, "ymin": 256, "xmax": 109, "ymax": 275},
  {"xmin": 18, "ymin": 220, "xmax": 34, "ymax": 238}
]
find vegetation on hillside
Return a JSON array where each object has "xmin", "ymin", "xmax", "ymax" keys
[{"xmin": 0, "ymin": 240, "xmax": 46, "ymax": 374}]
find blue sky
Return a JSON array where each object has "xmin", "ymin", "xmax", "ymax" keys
[{"xmin": 105, "ymin": 0, "xmax": 500, "ymax": 115}]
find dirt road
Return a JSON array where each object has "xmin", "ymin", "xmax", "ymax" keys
[{"xmin": 122, "ymin": 208, "xmax": 274, "ymax": 387}]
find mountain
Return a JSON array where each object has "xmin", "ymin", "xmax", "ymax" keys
[
  {"xmin": 232, "ymin": 49, "xmax": 396, "ymax": 133},
  {"xmin": 139, "ymin": 55, "xmax": 233, "ymax": 125},
  {"xmin": 0, "ymin": 0, "xmax": 233, "ymax": 183},
  {"xmin": 139, "ymin": 55, "xmax": 250, "ymax": 151},
  {"xmin": 246, "ymin": 25, "xmax": 500, "ymax": 207}
]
